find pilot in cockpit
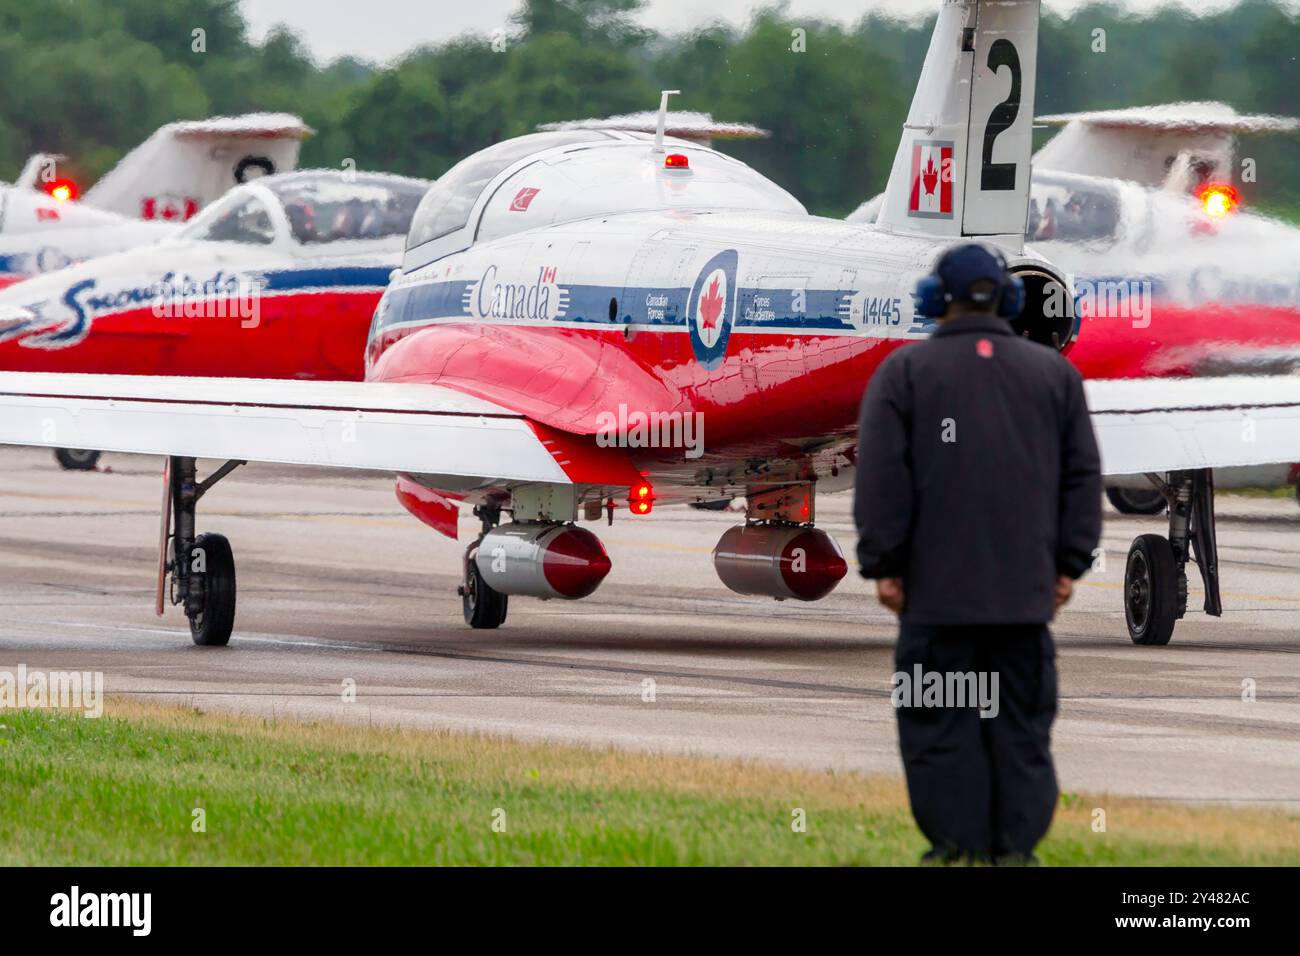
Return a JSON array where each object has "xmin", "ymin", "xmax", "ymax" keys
[
  {"xmin": 329, "ymin": 200, "xmax": 366, "ymax": 241},
  {"xmin": 284, "ymin": 200, "xmax": 318, "ymax": 244}
]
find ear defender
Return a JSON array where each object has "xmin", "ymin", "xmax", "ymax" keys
[
  {"xmin": 916, "ymin": 244, "xmax": 1021, "ymax": 319},
  {"xmin": 913, "ymin": 275, "xmax": 948, "ymax": 318},
  {"xmin": 998, "ymin": 274, "xmax": 1025, "ymax": 319}
]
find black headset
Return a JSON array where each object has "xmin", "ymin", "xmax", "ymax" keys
[{"xmin": 914, "ymin": 245, "xmax": 1025, "ymax": 319}]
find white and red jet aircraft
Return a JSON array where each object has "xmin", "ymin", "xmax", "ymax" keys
[
  {"xmin": 2, "ymin": 0, "xmax": 1299, "ymax": 650},
  {"xmin": 0, "ymin": 113, "xmax": 312, "ymax": 288},
  {"xmin": 0, "ymin": 169, "xmax": 427, "ymax": 469},
  {"xmin": 1030, "ymin": 104, "xmax": 1300, "ymax": 512},
  {"xmin": 851, "ymin": 100, "xmax": 1300, "ymax": 513}
]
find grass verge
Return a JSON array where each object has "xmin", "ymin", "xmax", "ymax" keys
[{"xmin": 1, "ymin": 699, "xmax": 1296, "ymax": 865}]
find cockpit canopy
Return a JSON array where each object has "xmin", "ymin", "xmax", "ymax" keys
[
  {"xmin": 405, "ymin": 131, "xmax": 608, "ymax": 248},
  {"xmin": 180, "ymin": 170, "xmax": 428, "ymax": 247},
  {"xmin": 1028, "ymin": 171, "xmax": 1123, "ymax": 245},
  {"xmin": 403, "ymin": 130, "xmax": 805, "ymax": 266}
]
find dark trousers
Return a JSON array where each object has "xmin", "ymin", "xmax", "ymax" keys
[{"xmin": 894, "ymin": 621, "xmax": 1059, "ymax": 858}]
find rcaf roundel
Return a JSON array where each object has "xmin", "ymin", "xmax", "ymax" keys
[
  {"xmin": 907, "ymin": 140, "xmax": 954, "ymax": 219},
  {"xmin": 687, "ymin": 249, "xmax": 738, "ymax": 371}
]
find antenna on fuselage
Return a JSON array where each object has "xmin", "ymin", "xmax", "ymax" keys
[{"xmin": 653, "ymin": 90, "xmax": 681, "ymax": 152}]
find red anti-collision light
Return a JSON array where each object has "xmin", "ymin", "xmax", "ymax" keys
[
  {"xmin": 1197, "ymin": 182, "xmax": 1239, "ymax": 220},
  {"xmin": 629, "ymin": 480, "xmax": 655, "ymax": 514},
  {"xmin": 44, "ymin": 178, "xmax": 78, "ymax": 202},
  {"xmin": 664, "ymin": 153, "xmax": 689, "ymax": 169}
]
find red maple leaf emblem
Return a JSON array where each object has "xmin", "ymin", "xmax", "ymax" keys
[
  {"xmin": 699, "ymin": 276, "xmax": 723, "ymax": 330},
  {"xmin": 922, "ymin": 155, "xmax": 939, "ymax": 196}
]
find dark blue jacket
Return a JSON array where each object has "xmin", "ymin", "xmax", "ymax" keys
[{"xmin": 853, "ymin": 313, "xmax": 1102, "ymax": 625}]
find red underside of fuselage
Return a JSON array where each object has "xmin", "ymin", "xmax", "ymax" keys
[
  {"xmin": 370, "ymin": 303, "xmax": 1300, "ymax": 441},
  {"xmin": 0, "ymin": 291, "xmax": 378, "ymax": 380},
  {"xmin": 4, "ymin": 290, "xmax": 1297, "ymax": 504},
  {"xmin": 367, "ymin": 321, "xmax": 906, "ymax": 470},
  {"xmin": 368, "ymin": 298, "xmax": 1300, "ymax": 496},
  {"xmin": 1069, "ymin": 302, "xmax": 1300, "ymax": 379}
]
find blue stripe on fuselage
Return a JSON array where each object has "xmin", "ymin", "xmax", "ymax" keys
[
  {"xmin": 259, "ymin": 266, "xmax": 394, "ymax": 293},
  {"xmin": 378, "ymin": 279, "xmax": 865, "ymax": 334}
]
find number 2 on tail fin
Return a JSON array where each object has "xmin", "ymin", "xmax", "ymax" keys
[{"xmin": 980, "ymin": 39, "xmax": 1022, "ymax": 191}]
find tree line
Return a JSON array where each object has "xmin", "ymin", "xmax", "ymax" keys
[{"xmin": 2, "ymin": 0, "xmax": 1298, "ymax": 217}]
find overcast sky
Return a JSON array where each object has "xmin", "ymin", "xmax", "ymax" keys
[{"xmin": 241, "ymin": 0, "xmax": 1279, "ymax": 65}]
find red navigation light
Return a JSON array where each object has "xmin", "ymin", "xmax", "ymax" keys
[
  {"xmin": 44, "ymin": 178, "xmax": 78, "ymax": 203},
  {"xmin": 1197, "ymin": 182, "xmax": 1239, "ymax": 220},
  {"xmin": 664, "ymin": 153, "xmax": 689, "ymax": 169},
  {"xmin": 629, "ymin": 480, "xmax": 655, "ymax": 515}
]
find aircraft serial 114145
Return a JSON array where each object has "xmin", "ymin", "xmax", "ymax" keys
[{"xmin": 2, "ymin": 0, "xmax": 1299, "ymax": 649}]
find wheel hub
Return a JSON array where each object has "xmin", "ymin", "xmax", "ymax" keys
[{"xmin": 1127, "ymin": 552, "xmax": 1152, "ymax": 632}]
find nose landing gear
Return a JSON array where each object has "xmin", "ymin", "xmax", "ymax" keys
[{"xmin": 1122, "ymin": 469, "xmax": 1221, "ymax": 645}]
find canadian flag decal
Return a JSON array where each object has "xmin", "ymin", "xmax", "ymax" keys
[{"xmin": 907, "ymin": 141, "xmax": 954, "ymax": 219}]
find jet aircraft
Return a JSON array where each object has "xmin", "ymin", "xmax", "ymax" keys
[
  {"xmin": 0, "ymin": 113, "xmax": 312, "ymax": 288},
  {"xmin": 850, "ymin": 101, "xmax": 1300, "ymax": 513},
  {"xmin": 0, "ymin": 170, "xmax": 428, "ymax": 468},
  {"xmin": 2, "ymin": 1, "xmax": 1299, "ymax": 650}
]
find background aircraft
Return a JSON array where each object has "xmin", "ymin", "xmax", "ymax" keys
[
  {"xmin": 850, "ymin": 100, "xmax": 1300, "ymax": 514},
  {"xmin": 0, "ymin": 113, "xmax": 312, "ymax": 288},
  {"xmin": 0, "ymin": 169, "xmax": 427, "ymax": 468},
  {"xmin": 2, "ymin": 0, "xmax": 1299, "ymax": 652},
  {"xmin": 0, "ymin": 113, "xmax": 753, "ymax": 473}
]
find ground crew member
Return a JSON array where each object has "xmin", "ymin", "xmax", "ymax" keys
[{"xmin": 854, "ymin": 243, "xmax": 1102, "ymax": 864}]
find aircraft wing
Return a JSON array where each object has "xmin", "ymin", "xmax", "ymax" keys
[
  {"xmin": 168, "ymin": 113, "xmax": 314, "ymax": 141},
  {"xmin": 1036, "ymin": 103, "xmax": 1299, "ymax": 134},
  {"xmin": 1087, "ymin": 375, "xmax": 1300, "ymax": 476},
  {"xmin": 0, "ymin": 372, "xmax": 641, "ymax": 488},
  {"xmin": 2, "ymin": 371, "xmax": 1299, "ymax": 487}
]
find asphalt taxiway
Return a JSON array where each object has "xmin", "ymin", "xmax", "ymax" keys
[{"xmin": 1, "ymin": 447, "xmax": 1298, "ymax": 807}]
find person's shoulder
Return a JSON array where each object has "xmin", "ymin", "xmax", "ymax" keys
[
  {"xmin": 873, "ymin": 342, "xmax": 918, "ymax": 380},
  {"xmin": 862, "ymin": 343, "xmax": 917, "ymax": 403}
]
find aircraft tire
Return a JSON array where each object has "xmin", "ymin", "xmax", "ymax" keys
[
  {"xmin": 1106, "ymin": 486, "xmax": 1165, "ymax": 515},
  {"xmin": 463, "ymin": 559, "xmax": 508, "ymax": 629},
  {"xmin": 688, "ymin": 498, "xmax": 733, "ymax": 511},
  {"xmin": 1125, "ymin": 533, "xmax": 1179, "ymax": 646},
  {"xmin": 189, "ymin": 533, "xmax": 236, "ymax": 647},
  {"xmin": 55, "ymin": 448, "xmax": 101, "ymax": 471}
]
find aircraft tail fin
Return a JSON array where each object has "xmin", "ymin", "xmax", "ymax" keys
[
  {"xmin": 81, "ymin": 113, "xmax": 313, "ymax": 221},
  {"xmin": 14, "ymin": 153, "xmax": 69, "ymax": 191},
  {"xmin": 876, "ymin": 0, "xmax": 1040, "ymax": 250}
]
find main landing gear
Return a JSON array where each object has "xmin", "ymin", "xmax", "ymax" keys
[
  {"xmin": 55, "ymin": 448, "xmax": 101, "ymax": 471},
  {"xmin": 453, "ymin": 487, "xmax": 613, "ymax": 629},
  {"xmin": 1105, "ymin": 485, "xmax": 1166, "ymax": 516},
  {"xmin": 1123, "ymin": 468, "xmax": 1221, "ymax": 646},
  {"xmin": 159, "ymin": 456, "xmax": 244, "ymax": 646},
  {"xmin": 459, "ymin": 505, "xmax": 508, "ymax": 630}
]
